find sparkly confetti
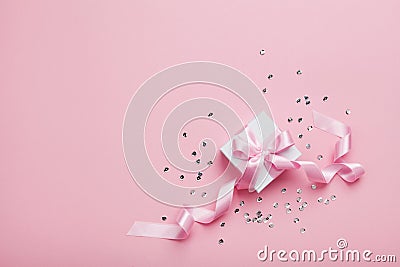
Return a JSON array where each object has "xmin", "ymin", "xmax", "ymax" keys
[
  {"xmin": 244, "ymin": 213, "xmax": 249, "ymax": 218},
  {"xmin": 196, "ymin": 159, "xmax": 201, "ymax": 164},
  {"xmin": 273, "ymin": 202, "xmax": 278, "ymax": 208},
  {"xmin": 252, "ymin": 217, "xmax": 257, "ymax": 222},
  {"xmin": 198, "ymin": 172, "xmax": 203, "ymax": 177},
  {"xmin": 296, "ymin": 70, "xmax": 302, "ymax": 75},
  {"xmin": 263, "ymin": 217, "xmax": 269, "ymax": 223},
  {"xmin": 207, "ymin": 160, "xmax": 213, "ymax": 165},
  {"xmin": 293, "ymin": 218, "xmax": 300, "ymax": 224},
  {"xmin": 257, "ymin": 196, "xmax": 263, "ymax": 203},
  {"xmin": 196, "ymin": 176, "xmax": 201, "ymax": 181},
  {"xmin": 190, "ymin": 190, "xmax": 195, "ymax": 195},
  {"xmin": 345, "ymin": 109, "xmax": 351, "ymax": 115},
  {"xmin": 317, "ymin": 155, "xmax": 323, "ymax": 160},
  {"xmin": 285, "ymin": 202, "xmax": 291, "ymax": 208},
  {"xmin": 246, "ymin": 218, "xmax": 252, "ymax": 223},
  {"xmin": 296, "ymin": 197, "xmax": 302, "ymax": 203},
  {"xmin": 311, "ymin": 184, "xmax": 317, "ymax": 190},
  {"xmin": 201, "ymin": 192, "xmax": 207, "ymax": 198},
  {"xmin": 220, "ymin": 222, "xmax": 225, "ymax": 227},
  {"xmin": 324, "ymin": 199, "xmax": 330, "ymax": 205},
  {"xmin": 268, "ymin": 222, "xmax": 274, "ymax": 228},
  {"xmin": 298, "ymin": 134, "xmax": 303, "ymax": 139},
  {"xmin": 239, "ymin": 200, "xmax": 245, "ymax": 207},
  {"xmin": 317, "ymin": 197, "xmax": 323, "ymax": 203},
  {"xmin": 331, "ymin": 195, "xmax": 337, "ymax": 201},
  {"xmin": 288, "ymin": 117, "xmax": 293, "ymax": 123},
  {"xmin": 257, "ymin": 218, "xmax": 263, "ymax": 223},
  {"xmin": 262, "ymin": 88, "xmax": 268, "ymax": 93},
  {"xmin": 161, "ymin": 216, "xmax": 167, "ymax": 221},
  {"xmin": 298, "ymin": 117, "xmax": 303, "ymax": 123},
  {"xmin": 307, "ymin": 126, "xmax": 313, "ymax": 131},
  {"xmin": 183, "ymin": 132, "xmax": 187, "ymax": 138},
  {"xmin": 300, "ymin": 228, "xmax": 306, "ymax": 234},
  {"xmin": 260, "ymin": 49, "xmax": 266, "ymax": 55},
  {"xmin": 281, "ymin": 188, "xmax": 287, "ymax": 194},
  {"xmin": 323, "ymin": 96, "xmax": 328, "ymax": 102},
  {"xmin": 202, "ymin": 141, "xmax": 207, "ymax": 147},
  {"xmin": 305, "ymin": 100, "xmax": 311, "ymax": 105},
  {"xmin": 256, "ymin": 210, "xmax": 262, "ymax": 217},
  {"xmin": 267, "ymin": 74, "xmax": 274, "ymax": 79},
  {"xmin": 192, "ymin": 151, "xmax": 197, "ymax": 156},
  {"xmin": 299, "ymin": 206, "xmax": 304, "ymax": 211},
  {"xmin": 266, "ymin": 214, "xmax": 272, "ymax": 219},
  {"xmin": 164, "ymin": 167, "xmax": 169, "ymax": 172},
  {"xmin": 179, "ymin": 175, "xmax": 184, "ymax": 180},
  {"xmin": 306, "ymin": 144, "xmax": 311, "ymax": 149},
  {"xmin": 296, "ymin": 98, "xmax": 301, "ymax": 103},
  {"xmin": 234, "ymin": 208, "xmax": 240, "ymax": 214},
  {"xmin": 302, "ymin": 202, "xmax": 308, "ymax": 208},
  {"xmin": 297, "ymin": 188, "xmax": 302, "ymax": 194},
  {"xmin": 286, "ymin": 208, "xmax": 292, "ymax": 214},
  {"xmin": 218, "ymin": 238, "xmax": 224, "ymax": 244},
  {"xmin": 304, "ymin": 95, "xmax": 309, "ymax": 100},
  {"xmin": 208, "ymin": 112, "xmax": 214, "ymax": 117}
]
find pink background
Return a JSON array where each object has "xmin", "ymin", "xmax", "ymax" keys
[{"xmin": 1, "ymin": 0, "xmax": 399, "ymax": 266}]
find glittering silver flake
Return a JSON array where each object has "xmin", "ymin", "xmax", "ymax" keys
[
  {"xmin": 262, "ymin": 88, "xmax": 268, "ymax": 93},
  {"xmin": 306, "ymin": 144, "xmax": 311, "ymax": 149},
  {"xmin": 266, "ymin": 214, "xmax": 272, "ymax": 219},
  {"xmin": 220, "ymin": 222, "xmax": 225, "ymax": 227},
  {"xmin": 305, "ymin": 100, "xmax": 311, "ymax": 105},
  {"xmin": 218, "ymin": 238, "xmax": 224, "ymax": 244},
  {"xmin": 324, "ymin": 199, "xmax": 330, "ymax": 205},
  {"xmin": 304, "ymin": 95, "xmax": 309, "ymax": 100},
  {"xmin": 317, "ymin": 155, "xmax": 323, "ymax": 160},
  {"xmin": 239, "ymin": 200, "xmax": 245, "ymax": 207},
  {"xmin": 297, "ymin": 188, "xmax": 302, "ymax": 194},
  {"xmin": 246, "ymin": 218, "xmax": 252, "ymax": 223},
  {"xmin": 164, "ymin": 167, "xmax": 169, "ymax": 172},
  {"xmin": 286, "ymin": 208, "xmax": 292, "ymax": 214},
  {"xmin": 183, "ymin": 132, "xmax": 187, "ymax": 138},
  {"xmin": 307, "ymin": 126, "xmax": 313, "ymax": 131},
  {"xmin": 317, "ymin": 197, "xmax": 323, "ymax": 203},
  {"xmin": 257, "ymin": 218, "xmax": 263, "ymax": 223},
  {"xmin": 345, "ymin": 109, "xmax": 351, "ymax": 115},
  {"xmin": 267, "ymin": 74, "xmax": 274, "ymax": 79},
  {"xmin": 207, "ymin": 160, "xmax": 213, "ymax": 165},
  {"xmin": 285, "ymin": 202, "xmax": 291, "ymax": 208},
  {"xmin": 196, "ymin": 159, "xmax": 201, "ymax": 164},
  {"xmin": 296, "ymin": 197, "xmax": 302, "ymax": 203},
  {"xmin": 323, "ymin": 96, "xmax": 328, "ymax": 102},
  {"xmin": 273, "ymin": 202, "xmax": 278, "ymax": 208},
  {"xmin": 293, "ymin": 218, "xmax": 300, "ymax": 223},
  {"xmin": 298, "ymin": 117, "xmax": 303, "ymax": 123},
  {"xmin": 299, "ymin": 206, "xmax": 304, "ymax": 211},
  {"xmin": 256, "ymin": 210, "xmax": 262, "ymax": 217},
  {"xmin": 197, "ymin": 172, "xmax": 203, "ymax": 177},
  {"xmin": 161, "ymin": 216, "xmax": 167, "ymax": 221},
  {"xmin": 298, "ymin": 134, "xmax": 303, "ymax": 139},
  {"xmin": 268, "ymin": 222, "xmax": 274, "ymax": 228},
  {"xmin": 300, "ymin": 228, "xmax": 306, "ymax": 234},
  {"xmin": 201, "ymin": 192, "xmax": 207, "ymax": 198},
  {"xmin": 257, "ymin": 196, "xmax": 263, "ymax": 203},
  {"xmin": 281, "ymin": 188, "xmax": 287, "ymax": 194},
  {"xmin": 208, "ymin": 112, "xmax": 214, "ymax": 117},
  {"xmin": 234, "ymin": 208, "xmax": 240, "ymax": 213},
  {"xmin": 180, "ymin": 175, "xmax": 184, "ymax": 180},
  {"xmin": 190, "ymin": 190, "xmax": 195, "ymax": 195},
  {"xmin": 196, "ymin": 176, "xmax": 201, "ymax": 181},
  {"xmin": 263, "ymin": 217, "xmax": 269, "ymax": 223},
  {"xmin": 192, "ymin": 151, "xmax": 197, "ymax": 156},
  {"xmin": 330, "ymin": 195, "xmax": 337, "ymax": 201},
  {"xmin": 288, "ymin": 117, "xmax": 293, "ymax": 123},
  {"xmin": 296, "ymin": 70, "xmax": 302, "ymax": 75},
  {"xmin": 296, "ymin": 98, "xmax": 301, "ymax": 103},
  {"xmin": 311, "ymin": 184, "xmax": 317, "ymax": 190},
  {"xmin": 202, "ymin": 141, "xmax": 207, "ymax": 147},
  {"xmin": 260, "ymin": 49, "xmax": 266, "ymax": 55},
  {"xmin": 302, "ymin": 202, "xmax": 308, "ymax": 207},
  {"xmin": 252, "ymin": 217, "xmax": 257, "ymax": 222},
  {"xmin": 244, "ymin": 212, "xmax": 249, "ymax": 218}
]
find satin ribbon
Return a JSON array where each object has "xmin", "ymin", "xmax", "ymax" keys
[{"xmin": 128, "ymin": 110, "xmax": 365, "ymax": 239}]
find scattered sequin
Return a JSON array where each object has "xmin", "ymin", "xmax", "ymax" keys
[
  {"xmin": 164, "ymin": 167, "xmax": 169, "ymax": 172},
  {"xmin": 306, "ymin": 144, "xmax": 311, "ymax": 149},
  {"xmin": 263, "ymin": 217, "xmax": 269, "ymax": 223},
  {"xmin": 179, "ymin": 175, "xmax": 184, "ymax": 180},
  {"xmin": 202, "ymin": 141, "xmax": 207, "ymax": 147},
  {"xmin": 296, "ymin": 98, "xmax": 301, "ymax": 103},
  {"xmin": 323, "ymin": 96, "xmax": 328, "ymax": 102},
  {"xmin": 268, "ymin": 222, "xmax": 274, "ymax": 228},
  {"xmin": 262, "ymin": 88, "xmax": 268, "ymax": 93},
  {"xmin": 317, "ymin": 155, "xmax": 323, "ymax": 160},
  {"xmin": 324, "ymin": 199, "xmax": 330, "ymax": 205},
  {"xmin": 288, "ymin": 117, "xmax": 293, "ymax": 123},
  {"xmin": 201, "ymin": 192, "xmax": 207, "ymax": 198},
  {"xmin": 252, "ymin": 217, "xmax": 257, "ymax": 222},
  {"xmin": 208, "ymin": 112, "xmax": 214, "ymax": 117},
  {"xmin": 306, "ymin": 100, "xmax": 311, "ymax": 105},
  {"xmin": 183, "ymin": 132, "xmax": 187, "ymax": 138},
  {"xmin": 298, "ymin": 117, "xmax": 303, "ymax": 123},
  {"xmin": 304, "ymin": 95, "xmax": 309, "ymax": 100},
  {"xmin": 207, "ymin": 160, "xmax": 213, "ymax": 165},
  {"xmin": 307, "ymin": 126, "xmax": 313, "ymax": 131},
  {"xmin": 239, "ymin": 200, "xmax": 245, "ymax": 207},
  {"xmin": 257, "ymin": 218, "xmax": 263, "ymax": 223},
  {"xmin": 298, "ymin": 134, "xmax": 303, "ymax": 139},
  {"xmin": 246, "ymin": 218, "xmax": 252, "ymax": 223},
  {"xmin": 196, "ymin": 176, "xmax": 201, "ymax": 181},
  {"xmin": 234, "ymin": 208, "xmax": 240, "ymax": 213},
  {"xmin": 161, "ymin": 216, "xmax": 167, "ymax": 221},
  {"xmin": 260, "ymin": 49, "xmax": 266, "ymax": 55},
  {"xmin": 220, "ymin": 222, "xmax": 225, "ymax": 227},
  {"xmin": 331, "ymin": 195, "xmax": 337, "ymax": 201},
  {"xmin": 285, "ymin": 202, "xmax": 291, "ymax": 208},
  {"xmin": 267, "ymin": 74, "xmax": 274, "ymax": 79},
  {"xmin": 317, "ymin": 197, "xmax": 323, "ymax": 203},
  {"xmin": 218, "ymin": 238, "xmax": 224, "ymax": 244},
  {"xmin": 244, "ymin": 213, "xmax": 249, "ymax": 218},
  {"xmin": 296, "ymin": 197, "xmax": 302, "ymax": 203},
  {"xmin": 293, "ymin": 218, "xmax": 300, "ymax": 224},
  {"xmin": 345, "ymin": 109, "xmax": 351, "ymax": 115},
  {"xmin": 273, "ymin": 202, "xmax": 278, "ymax": 208},
  {"xmin": 257, "ymin": 196, "xmax": 263, "ymax": 203},
  {"xmin": 296, "ymin": 70, "xmax": 302, "ymax": 75},
  {"xmin": 302, "ymin": 202, "xmax": 308, "ymax": 207},
  {"xmin": 190, "ymin": 190, "xmax": 195, "ymax": 195},
  {"xmin": 192, "ymin": 151, "xmax": 197, "ymax": 156},
  {"xmin": 256, "ymin": 210, "xmax": 262, "ymax": 216},
  {"xmin": 297, "ymin": 188, "xmax": 302, "ymax": 194},
  {"xmin": 196, "ymin": 159, "xmax": 201, "ymax": 164},
  {"xmin": 299, "ymin": 206, "xmax": 304, "ymax": 211},
  {"xmin": 311, "ymin": 184, "xmax": 317, "ymax": 190},
  {"xmin": 267, "ymin": 214, "xmax": 272, "ymax": 219},
  {"xmin": 286, "ymin": 208, "xmax": 292, "ymax": 214},
  {"xmin": 281, "ymin": 188, "xmax": 287, "ymax": 194},
  {"xmin": 300, "ymin": 228, "xmax": 306, "ymax": 234},
  {"xmin": 198, "ymin": 172, "xmax": 203, "ymax": 177}
]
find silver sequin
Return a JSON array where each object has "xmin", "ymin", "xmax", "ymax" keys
[
  {"xmin": 161, "ymin": 216, "xmax": 167, "ymax": 221},
  {"xmin": 281, "ymin": 188, "xmax": 287, "ymax": 194},
  {"xmin": 323, "ymin": 96, "xmax": 328, "ymax": 102},
  {"xmin": 299, "ymin": 206, "xmax": 304, "ymax": 211},
  {"xmin": 296, "ymin": 70, "xmax": 302, "ymax": 75},
  {"xmin": 164, "ymin": 167, "xmax": 169, "ymax": 172},
  {"xmin": 192, "ymin": 151, "xmax": 197, "ymax": 156},
  {"xmin": 307, "ymin": 126, "xmax": 313, "ymax": 131},
  {"xmin": 298, "ymin": 117, "xmax": 303, "ymax": 123},
  {"xmin": 273, "ymin": 202, "xmax": 278, "ymax": 208},
  {"xmin": 180, "ymin": 175, "xmax": 185, "ymax": 180},
  {"xmin": 201, "ymin": 192, "xmax": 207, "ymax": 198},
  {"xmin": 306, "ymin": 144, "xmax": 311, "ymax": 149},
  {"xmin": 285, "ymin": 202, "xmax": 291, "ymax": 208},
  {"xmin": 234, "ymin": 208, "xmax": 240, "ymax": 213},
  {"xmin": 286, "ymin": 208, "xmax": 292, "ymax": 214},
  {"xmin": 317, "ymin": 197, "xmax": 323, "ymax": 203},
  {"xmin": 302, "ymin": 202, "xmax": 308, "ymax": 207},
  {"xmin": 293, "ymin": 218, "xmax": 300, "ymax": 223},
  {"xmin": 246, "ymin": 218, "xmax": 252, "ymax": 223},
  {"xmin": 311, "ymin": 184, "xmax": 317, "ymax": 190},
  {"xmin": 288, "ymin": 117, "xmax": 293, "ymax": 123},
  {"xmin": 268, "ymin": 222, "xmax": 274, "ymax": 228},
  {"xmin": 296, "ymin": 98, "xmax": 301, "ymax": 103},
  {"xmin": 317, "ymin": 155, "xmax": 323, "ymax": 160},
  {"xmin": 196, "ymin": 159, "xmax": 201, "ymax": 164},
  {"xmin": 298, "ymin": 134, "xmax": 303, "ymax": 139},
  {"xmin": 296, "ymin": 197, "xmax": 302, "ymax": 203},
  {"xmin": 220, "ymin": 222, "xmax": 225, "ymax": 227},
  {"xmin": 324, "ymin": 199, "xmax": 330, "ymax": 205},
  {"xmin": 262, "ymin": 88, "xmax": 268, "ymax": 93},
  {"xmin": 208, "ymin": 112, "xmax": 214, "ymax": 117},
  {"xmin": 244, "ymin": 212, "xmax": 249, "ymax": 218},
  {"xmin": 239, "ymin": 200, "xmax": 245, "ymax": 207},
  {"xmin": 345, "ymin": 109, "xmax": 351, "ymax": 115},
  {"xmin": 267, "ymin": 74, "xmax": 273, "ymax": 79},
  {"xmin": 300, "ymin": 228, "xmax": 306, "ymax": 234},
  {"xmin": 183, "ymin": 132, "xmax": 187, "ymax": 138},
  {"xmin": 218, "ymin": 238, "xmax": 224, "ymax": 244},
  {"xmin": 331, "ymin": 195, "xmax": 337, "ymax": 201},
  {"xmin": 202, "ymin": 141, "xmax": 207, "ymax": 147},
  {"xmin": 257, "ymin": 196, "xmax": 263, "ymax": 203},
  {"xmin": 260, "ymin": 49, "xmax": 266, "ymax": 55},
  {"xmin": 190, "ymin": 190, "xmax": 195, "ymax": 195},
  {"xmin": 297, "ymin": 188, "xmax": 302, "ymax": 194}
]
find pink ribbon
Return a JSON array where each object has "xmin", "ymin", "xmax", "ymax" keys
[{"xmin": 127, "ymin": 110, "xmax": 365, "ymax": 239}]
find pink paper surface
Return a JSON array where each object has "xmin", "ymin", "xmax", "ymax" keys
[{"xmin": 1, "ymin": 0, "xmax": 399, "ymax": 266}]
